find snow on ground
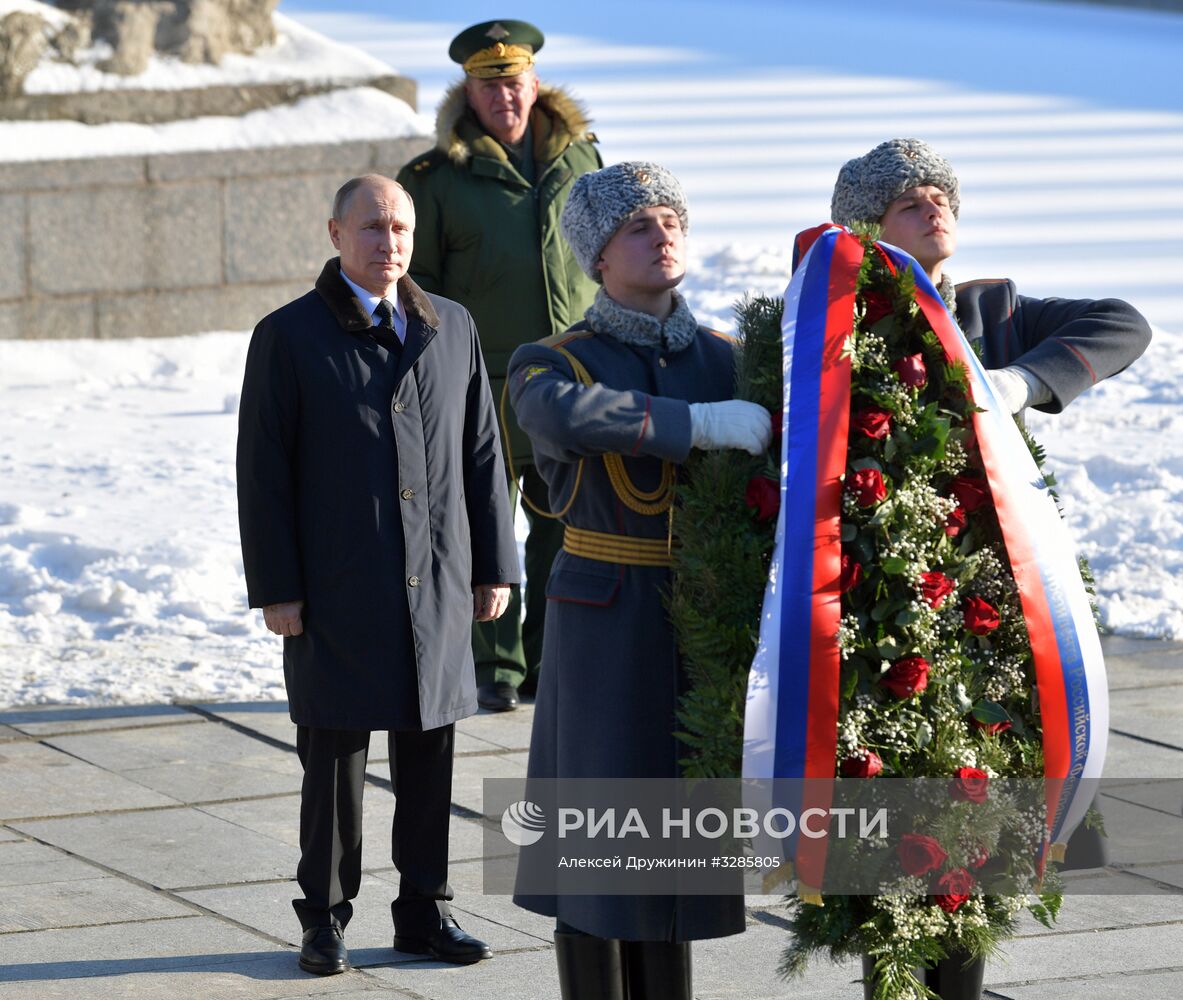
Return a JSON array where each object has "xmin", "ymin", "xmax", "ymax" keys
[
  {"xmin": 2, "ymin": 1, "xmax": 1182, "ymax": 707},
  {"xmin": 0, "ymin": 334, "xmax": 282, "ymax": 706}
]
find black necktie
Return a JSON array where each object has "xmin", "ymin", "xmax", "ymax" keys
[
  {"xmin": 375, "ymin": 298, "xmax": 397, "ymax": 330},
  {"xmin": 372, "ymin": 299, "xmax": 402, "ymax": 355}
]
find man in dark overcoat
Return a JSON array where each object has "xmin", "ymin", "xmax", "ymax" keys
[
  {"xmin": 508, "ymin": 162, "xmax": 771, "ymax": 1000},
  {"xmin": 398, "ymin": 19, "xmax": 603, "ymax": 713},
  {"xmin": 236, "ymin": 174, "xmax": 518, "ymax": 975}
]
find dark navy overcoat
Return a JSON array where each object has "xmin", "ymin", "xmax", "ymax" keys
[{"xmin": 237, "ymin": 260, "xmax": 519, "ymax": 731}]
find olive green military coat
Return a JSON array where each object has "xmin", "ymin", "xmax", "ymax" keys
[{"xmin": 397, "ymin": 82, "xmax": 603, "ymax": 465}]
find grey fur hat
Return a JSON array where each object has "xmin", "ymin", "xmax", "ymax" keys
[
  {"xmin": 830, "ymin": 138, "xmax": 960, "ymax": 227},
  {"xmin": 561, "ymin": 161, "xmax": 689, "ymax": 282}
]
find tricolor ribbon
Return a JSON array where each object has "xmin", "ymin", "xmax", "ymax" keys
[{"xmin": 743, "ymin": 225, "xmax": 1107, "ymax": 897}]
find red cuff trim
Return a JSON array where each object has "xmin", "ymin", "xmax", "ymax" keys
[
  {"xmin": 631, "ymin": 396, "xmax": 652, "ymax": 456},
  {"xmin": 1055, "ymin": 339, "xmax": 1098, "ymax": 384}
]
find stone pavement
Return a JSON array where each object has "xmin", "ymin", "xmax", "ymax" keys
[{"xmin": 2, "ymin": 635, "xmax": 1182, "ymax": 999}]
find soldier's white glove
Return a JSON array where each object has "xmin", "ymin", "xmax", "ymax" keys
[
  {"xmin": 688, "ymin": 400, "xmax": 772, "ymax": 455},
  {"xmin": 985, "ymin": 366, "xmax": 1052, "ymax": 414}
]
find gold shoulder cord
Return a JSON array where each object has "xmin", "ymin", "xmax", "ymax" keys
[
  {"xmin": 498, "ymin": 346, "xmax": 676, "ymax": 519},
  {"xmin": 500, "ymin": 370, "xmax": 583, "ymax": 519},
  {"xmin": 554, "ymin": 346, "xmax": 676, "ymax": 517}
]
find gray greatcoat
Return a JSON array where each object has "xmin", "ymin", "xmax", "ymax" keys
[
  {"xmin": 236, "ymin": 260, "xmax": 519, "ymax": 732},
  {"xmin": 954, "ymin": 278, "xmax": 1152, "ymax": 409},
  {"xmin": 507, "ymin": 293, "xmax": 746, "ymax": 942}
]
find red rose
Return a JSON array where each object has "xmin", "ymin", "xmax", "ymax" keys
[
  {"xmin": 944, "ymin": 506, "xmax": 967, "ymax": 537},
  {"xmin": 840, "ymin": 748, "xmax": 883, "ymax": 778},
  {"xmin": 968, "ymin": 844, "xmax": 990, "ymax": 869},
  {"xmin": 880, "ymin": 656, "xmax": 929, "ymax": 699},
  {"xmin": 839, "ymin": 551, "xmax": 863, "ymax": 593},
  {"xmin": 949, "ymin": 767, "xmax": 989, "ymax": 803},
  {"xmin": 862, "ymin": 291, "xmax": 894, "ymax": 326},
  {"xmin": 852, "ymin": 406, "xmax": 892, "ymax": 440},
  {"xmin": 897, "ymin": 833, "xmax": 947, "ymax": 876},
  {"xmin": 963, "ymin": 596, "xmax": 1001, "ymax": 635},
  {"xmin": 745, "ymin": 476, "xmax": 780, "ymax": 521},
  {"xmin": 918, "ymin": 571, "xmax": 955, "ymax": 609},
  {"xmin": 933, "ymin": 867, "xmax": 976, "ymax": 913},
  {"xmin": 972, "ymin": 718, "xmax": 1012, "ymax": 736},
  {"xmin": 849, "ymin": 468, "xmax": 887, "ymax": 507},
  {"xmin": 949, "ymin": 475, "xmax": 989, "ymax": 513},
  {"xmin": 892, "ymin": 353, "xmax": 927, "ymax": 388}
]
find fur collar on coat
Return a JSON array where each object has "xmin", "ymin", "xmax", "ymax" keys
[
  {"xmin": 937, "ymin": 274, "xmax": 957, "ymax": 316},
  {"xmin": 434, "ymin": 79, "xmax": 595, "ymax": 166},
  {"xmin": 584, "ymin": 288, "xmax": 700, "ymax": 353},
  {"xmin": 315, "ymin": 259, "xmax": 440, "ymax": 332}
]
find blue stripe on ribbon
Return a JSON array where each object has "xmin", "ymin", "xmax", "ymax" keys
[
  {"xmin": 1036, "ymin": 562, "xmax": 1091, "ymax": 842},
  {"xmin": 773, "ymin": 231, "xmax": 836, "ymax": 785}
]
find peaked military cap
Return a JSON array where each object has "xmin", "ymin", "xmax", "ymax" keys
[{"xmin": 448, "ymin": 19, "xmax": 545, "ymax": 78}]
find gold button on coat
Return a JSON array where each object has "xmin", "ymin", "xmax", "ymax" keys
[
  {"xmin": 393, "ymin": 401, "xmax": 407, "ymax": 413},
  {"xmin": 401, "ymin": 488, "xmax": 415, "ymax": 500},
  {"xmin": 408, "ymin": 575, "xmax": 421, "ymax": 588},
  {"xmin": 658, "ymin": 357, "xmax": 668, "ymax": 367}
]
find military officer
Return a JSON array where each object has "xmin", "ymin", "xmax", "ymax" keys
[{"xmin": 398, "ymin": 20, "xmax": 603, "ymax": 713}]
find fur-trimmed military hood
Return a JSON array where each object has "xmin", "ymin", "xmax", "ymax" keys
[
  {"xmin": 434, "ymin": 80, "xmax": 595, "ymax": 166},
  {"xmin": 315, "ymin": 258, "xmax": 440, "ymax": 332}
]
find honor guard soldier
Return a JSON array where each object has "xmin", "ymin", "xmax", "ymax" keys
[
  {"xmin": 831, "ymin": 138, "xmax": 1151, "ymax": 880},
  {"xmin": 509, "ymin": 162, "xmax": 770, "ymax": 1000}
]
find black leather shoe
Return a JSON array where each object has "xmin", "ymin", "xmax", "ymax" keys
[
  {"xmin": 298, "ymin": 925, "xmax": 348, "ymax": 975},
  {"xmin": 477, "ymin": 681, "xmax": 519, "ymax": 712},
  {"xmin": 393, "ymin": 917, "xmax": 493, "ymax": 965}
]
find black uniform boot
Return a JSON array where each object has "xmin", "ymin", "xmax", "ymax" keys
[
  {"xmin": 554, "ymin": 929, "xmax": 627, "ymax": 1000},
  {"xmin": 624, "ymin": 940, "xmax": 692, "ymax": 1000}
]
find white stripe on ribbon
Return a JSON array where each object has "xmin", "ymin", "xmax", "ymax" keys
[{"xmin": 955, "ymin": 317, "xmax": 1109, "ymax": 846}]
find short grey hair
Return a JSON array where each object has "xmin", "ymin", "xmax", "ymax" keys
[{"xmin": 332, "ymin": 174, "xmax": 410, "ymax": 221}]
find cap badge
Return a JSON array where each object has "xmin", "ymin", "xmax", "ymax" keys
[{"xmin": 485, "ymin": 23, "xmax": 511, "ymax": 41}]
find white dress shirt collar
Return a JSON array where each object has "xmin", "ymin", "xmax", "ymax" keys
[{"xmin": 339, "ymin": 268, "xmax": 407, "ymax": 342}]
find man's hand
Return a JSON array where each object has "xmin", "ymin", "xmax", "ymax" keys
[
  {"xmin": 473, "ymin": 584, "xmax": 511, "ymax": 622},
  {"xmin": 263, "ymin": 600, "xmax": 304, "ymax": 636}
]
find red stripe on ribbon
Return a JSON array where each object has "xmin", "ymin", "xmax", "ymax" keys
[
  {"xmin": 795, "ymin": 231, "xmax": 862, "ymax": 892},
  {"xmin": 912, "ymin": 285, "xmax": 1072, "ymax": 849}
]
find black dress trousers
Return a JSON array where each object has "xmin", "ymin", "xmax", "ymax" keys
[{"xmin": 292, "ymin": 723, "xmax": 456, "ymax": 934}]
